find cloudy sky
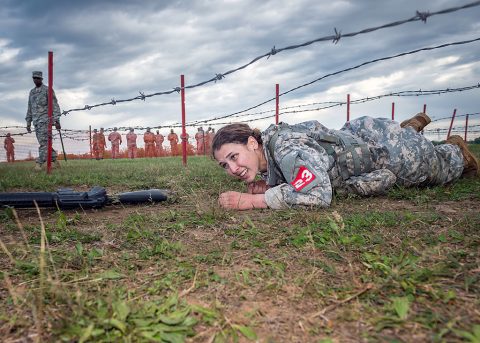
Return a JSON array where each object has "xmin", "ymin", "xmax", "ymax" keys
[{"xmin": 1, "ymin": 0, "xmax": 480, "ymax": 145}]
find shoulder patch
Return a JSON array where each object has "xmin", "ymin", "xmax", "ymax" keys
[{"xmin": 291, "ymin": 165, "xmax": 316, "ymax": 191}]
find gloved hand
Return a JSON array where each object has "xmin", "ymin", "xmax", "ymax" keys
[
  {"xmin": 27, "ymin": 125, "xmax": 32, "ymax": 133},
  {"xmin": 54, "ymin": 121, "xmax": 61, "ymax": 130}
]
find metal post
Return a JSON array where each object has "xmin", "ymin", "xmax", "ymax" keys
[
  {"xmin": 423, "ymin": 104, "xmax": 427, "ymax": 113},
  {"xmin": 89, "ymin": 125, "xmax": 92, "ymax": 158},
  {"xmin": 275, "ymin": 83, "xmax": 279, "ymax": 125},
  {"xmin": 180, "ymin": 75, "xmax": 187, "ymax": 166},
  {"xmin": 391, "ymin": 102, "xmax": 395, "ymax": 121},
  {"xmin": 447, "ymin": 108, "xmax": 457, "ymax": 139},
  {"xmin": 347, "ymin": 94, "xmax": 350, "ymax": 122},
  {"xmin": 47, "ymin": 51, "xmax": 53, "ymax": 174},
  {"xmin": 465, "ymin": 114, "xmax": 469, "ymax": 142}
]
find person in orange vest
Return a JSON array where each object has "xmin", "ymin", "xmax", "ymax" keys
[
  {"xmin": 167, "ymin": 129, "xmax": 179, "ymax": 156},
  {"xmin": 155, "ymin": 130, "xmax": 164, "ymax": 157},
  {"xmin": 91, "ymin": 128, "xmax": 101, "ymax": 160},
  {"xmin": 206, "ymin": 127, "xmax": 215, "ymax": 155},
  {"xmin": 143, "ymin": 127, "xmax": 156, "ymax": 158},
  {"xmin": 98, "ymin": 128, "xmax": 106, "ymax": 159},
  {"xmin": 4, "ymin": 133, "xmax": 15, "ymax": 162},
  {"xmin": 195, "ymin": 127, "xmax": 206, "ymax": 155},
  {"xmin": 126, "ymin": 128, "xmax": 138, "ymax": 159},
  {"xmin": 108, "ymin": 127, "xmax": 122, "ymax": 159}
]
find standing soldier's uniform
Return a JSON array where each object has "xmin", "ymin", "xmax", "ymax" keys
[
  {"xmin": 108, "ymin": 127, "xmax": 122, "ymax": 159},
  {"xmin": 98, "ymin": 128, "xmax": 106, "ymax": 159},
  {"xmin": 168, "ymin": 129, "xmax": 179, "ymax": 156},
  {"xmin": 25, "ymin": 71, "xmax": 62, "ymax": 169},
  {"xmin": 261, "ymin": 117, "xmax": 464, "ymax": 209},
  {"xmin": 143, "ymin": 128, "xmax": 156, "ymax": 158},
  {"xmin": 155, "ymin": 130, "xmax": 164, "ymax": 157},
  {"xmin": 195, "ymin": 127, "xmax": 206, "ymax": 155},
  {"xmin": 91, "ymin": 129, "xmax": 101, "ymax": 160},
  {"xmin": 126, "ymin": 128, "xmax": 138, "ymax": 159},
  {"xmin": 4, "ymin": 133, "xmax": 15, "ymax": 162}
]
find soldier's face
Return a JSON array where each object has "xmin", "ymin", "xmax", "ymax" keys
[
  {"xmin": 33, "ymin": 77, "xmax": 43, "ymax": 87},
  {"xmin": 214, "ymin": 138, "xmax": 260, "ymax": 183}
]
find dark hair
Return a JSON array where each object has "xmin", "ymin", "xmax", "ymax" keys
[{"xmin": 212, "ymin": 123, "xmax": 263, "ymax": 156}]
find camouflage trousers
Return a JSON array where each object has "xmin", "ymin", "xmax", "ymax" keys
[
  {"xmin": 35, "ymin": 123, "xmax": 57, "ymax": 164},
  {"xmin": 343, "ymin": 117, "xmax": 464, "ymax": 187}
]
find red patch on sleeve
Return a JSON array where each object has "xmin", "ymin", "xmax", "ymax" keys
[{"xmin": 291, "ymin": 166, "xmax": 316, "ymax": 191}]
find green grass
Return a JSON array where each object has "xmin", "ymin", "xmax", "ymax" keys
[{"xmin": 0, "ymin": 152, "xmax": 479, "ymax": 342}]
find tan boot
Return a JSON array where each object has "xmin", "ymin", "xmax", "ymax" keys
[
  {"xmin": 400, "ymin": 112, "xmax": 431, "ymax": 132},
  {"xmin": 446, "ymin": 135, "xmax": 479, "ymax": 177},
  {"xmin": 34, "ymin": 163, "xmax": 43, "ymax": 171},
  {"xmin": 53, "ymin": 160, "xmax": 61, "ymax": 169}
]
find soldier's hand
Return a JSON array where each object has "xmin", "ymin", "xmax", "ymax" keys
[
  {"xmin": 26, "ymin": 126, "xmax": 31, "ymax": 133},
  {"xmin": 247, "ymin": 180, "xmax": 269, "ymax": 194},
  {"xmin": 54, "ymin": 121, "xmax": 61, "ymax": 130},
  {"xmin": 218, "ymin": 191, "xmax": 267, "ymax": 210}
]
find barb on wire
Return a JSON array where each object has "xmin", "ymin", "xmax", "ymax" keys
[
  {"xmin": 332, "ymin": 28, "xmax": 342, "ymax": 44},
  {"xmin": 58, "ymin": 1, "xmax": 480, "ymax": 117}
]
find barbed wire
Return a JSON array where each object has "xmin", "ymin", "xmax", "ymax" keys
[
  {"xmin": 431, "ymin": 112, "xmax": 480, "ymax": 122},
  {"xmin": 186, "ymin": 37, "xmax": 480, "ymax": 126},
  {"xmin": 2, "ymin": 84, "xmax": 479, "ymax": 137},
  {"xmin": 193, "ymin": 84, "xmax": 480, "ymax": 124},
  {"xmin": 59, "ymin": 1, "xmax": 480, "ymax": 117}
]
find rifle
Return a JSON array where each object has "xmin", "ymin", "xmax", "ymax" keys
[{"xmin": 0, "ymin": 187, "xmax": 168, "ymax": 209}]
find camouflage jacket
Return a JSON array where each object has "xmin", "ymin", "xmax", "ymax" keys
[
  {"xmin": 261, "ymin": 117, "xmax": 463, "ymax": 209},
  {"xmin": 25, "ymin": 84, "xmax": 61, "ymax": 126}
]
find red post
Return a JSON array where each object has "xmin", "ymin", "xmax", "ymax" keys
[
  {"xmin": 347, "ymin": 94, "xmax": 350, "ymax": 122},
  {"xmin": 464, "ymin": 114, "xmax": 469, "ymax": 142},
  {"xmin": 47, "ymin": 51, "xmax": 53, "ymax": 174},
  {"xmin": 275, "ymin": 84, "xmax": 279, "ymax": 125},
  {"xmin": 391, "ymin": 102, "xmax": 395, "ymax": 121},
  {"xmin": 180, "ymin": 75, "xmax": 187, "ymax": 166},
  {"xmin": 423, "ymin": 104, "xmax": 427, "ymax": 114},
  {"xmin": 447, "ymin": 108, "xmax": 457, "ymax": 139},
  {"xmin": 89, "ymin": 125, "xmax": 92, "ymax": 158}
]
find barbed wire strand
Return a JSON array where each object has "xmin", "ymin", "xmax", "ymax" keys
[{"xmin": 186, "ymin": 38, "xmax": 480, "ymax": 126}]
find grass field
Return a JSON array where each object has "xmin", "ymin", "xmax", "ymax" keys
[{"xmin": 1, "ymin": 149, "xmax": 479, "ymax": 343}]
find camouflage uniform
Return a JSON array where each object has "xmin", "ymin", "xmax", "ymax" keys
[
  {"xmin": 262, "ymin": 117, "xmax": 464, "ymax": 209},
  {"xmin": 25, "ymin": 82, "xmax": 61, "ymax": 164}
]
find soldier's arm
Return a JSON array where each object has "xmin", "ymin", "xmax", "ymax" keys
[
  {"xmin": 52, "ymin": 89, "xmax": 62, "ymax": 122},
  {"xmin": 26, "ymin": 91, "xmax": 33, "ymax": 128},
  {"xmin": 264, "ymin": 139, "xmax": 333, "ymax": 209},
  {"xmin": 343, "ymin": 169, "xmax": 397, "ymax": 196}
]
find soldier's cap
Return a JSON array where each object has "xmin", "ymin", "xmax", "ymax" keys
[
  {"xmin": 114, "ymin": 127, "xmax": 118, "ymax": 130},
  {"xmin": 32, "ymin": 71, "xmax": 43, "ymax": 79},
  {"xmin": 100, "ymin": 127, "xmax": 104, "ymax": 130},
  {"xmin": 6, "ymin": 133, "xmax": 11, "ymax": 136},
  {"xmin": 146, "ymin": 127, "xmax": 151, "ymax": 131},
  {"xmin": 129, "ymin": 128, "xmax": 134, "ymax": 131}
]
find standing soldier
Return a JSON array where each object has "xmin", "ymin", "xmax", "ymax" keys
[
  {"xmin": 4, "ymin": 133, "xmax": 15, "ymax": 162},
  {"xmin": 25, "ymin": 71, "xmax": 62, "ymax": 170},
  {"xmin": 108, "ymin": 127, "xmax": 122, "ymax": 159},
  {"xmin": 155, "ymin": 130, "xmax": 164, "ymax": 157},
  {"xmin": 143, "ymin": 127, "xmax": 156, "ymax": 158},
  {"xmin": 98, "ymin": 128, "xmax": 106, "ymax": 159},
  {"xmin": 91, "ymin": 128, "xmax": 101, "ymax": 160},
  {"xmin": 195, "ymin": 127, "xmax": 206, "ymax": 155},
  {"xmin": 126, "ymin": 128, "xmax": 137, "ymax": 159},
  {"xmin": 167, "ymin": 129, "xmax": 179, "ymax": 156}
]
